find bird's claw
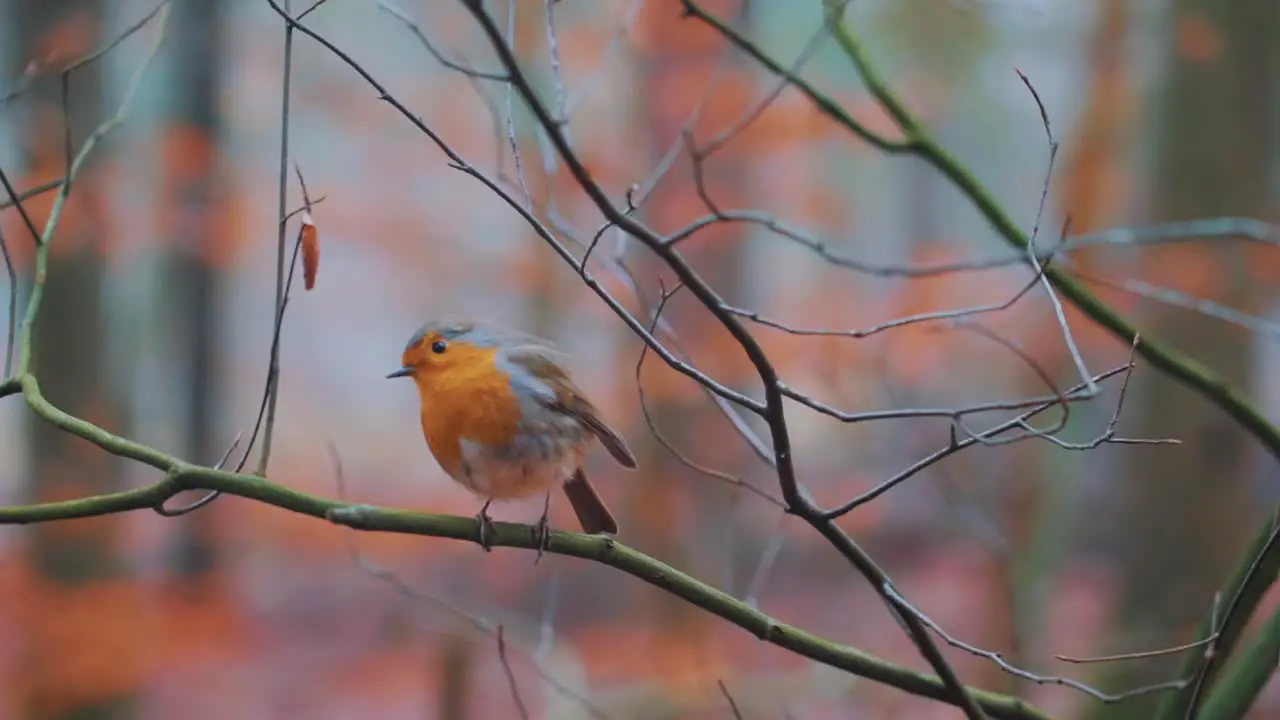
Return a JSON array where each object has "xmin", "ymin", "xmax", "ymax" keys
[
  {"xmin": 532, "ymin": 491, "xmax": 552, "ymax": 565},
  {"xmin": 476, "ymin": 504, "xmax": 496, "ymax": 552},
  {"xmin": 533, "ymin": 512, "xmax": 552, "ymax": 565}
]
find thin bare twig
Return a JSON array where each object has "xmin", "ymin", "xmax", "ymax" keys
[
  {"xmin": 602, "ymin": 231, "xmax": 775, "ymax": 468},
  {"xmin": 497, "ymin": 625, "xmax": 532, "ymax": 720},
  {"xmin": 0, "ymin": 175, "xmax": 61, "ymax": 210},
  {"xmin": 1055, "ymin": 634, "xmax": 1220, "ymax": 665},
  {"xmin": 1069, "ymin": 266, "xmax": 1280, "ymax": 337},
  {"xmin": 1015, "ymin": 69, "xmax": 1095, "ymax": 399},
  {"xmin": 0, "ymin": 0, "xmax": 169, "ymax": 105},
  {"xmin": 154, "ymin": 432, "xmax": 243, "ymax": 517},
  {"xmin": 0, "ymin": 225, "xmax": 13, "ymax": 378},
  {"xmin": 377, "ymin": 1, "xmax": 508, "ymax": 80},
  {"xmin": 1182, "ymin": 514, "xmax": 1280, "ymax": 717},
  {"xmin": 14, "ymin": 2, "xmax": 170, "ymax": 378},
  {"xmin": 989, "ymin": 334, "xmax": 1177, "ymax": 451},
  {"xmin": 296, "ymin": 0, "xmax": 334, "ymax": 21},
  {"xmin": 665, "ymin": 208, "xmax": 1280, "ymax": 279},
  {"xmin": 563, "ymin": 0, "xmax": 646, "ymax": 113},
  {"xmin": 697, "ymin": 20, "xmax": 830, "ymax": 159},
  {"xmin": 67, "ymin": 0, "xmax": 171, "ymax": 74},
  {"xmin": 554, "ymin": 40, "xmax": 779, "ymax": 472},
  {"xmin": 0, "ymin": 165, "xmax": 45, "ymax": 251},
  {"xmin": 954, "ymin": 319, "xmax": 1071, "ymax": 437},
  {"xmin": 777, "ymin": 380, "xmax": 1084, "ymax": 426},
  {"xmin": 718, "ymin": 679, "xmax": 745, "ymax": 719},
  {"xmin": 282, "ymin": 193, "xmax": 328, "ymax": 223},
  {"xmin": 55, "ymin": 1, "xmax": 170, "ymax": 197},
  {"xmin": 722, "ymin": 255, "xmax": 1051, "ymax": 340},
  {"xmin": 681, "ymin": 0, "xmax": 907, "ymax": 152},
  {"xmin": 543, "ymin": 0, "xmax": 570, "ymax": 147},
  {"xmin": 257, "ymin": 0, "xmax": 296, "ymax": 477},
  {"xmin": 636, "ymin": 280, "xmax": 784, "ymax": 508},
  {"xmin": 502, "ymin": 1, "xmax": 534, "ymax": 211},
  {"xmin": 884, "ymin": 583, "xmax": 1192, "ymax": 703},
  {"xmin": 682, "ymin": 16, "xmax": 832, "ymax": 216},
  {"xmin": 822, "ymin": 364, "xmax": 1132, "ymax": 519},
  {"xmin": 236, "ymin": 202, "xmax": 310, "ymax": 473}
]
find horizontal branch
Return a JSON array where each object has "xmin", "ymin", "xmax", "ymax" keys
[{"xmin": 0, "ymin": 454, "xmax": 1049, "ymax": 720}]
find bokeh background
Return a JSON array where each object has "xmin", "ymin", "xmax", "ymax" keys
[{"xmin": 0, "ymin": 0, "xmax": 1277, "ymax": 718}]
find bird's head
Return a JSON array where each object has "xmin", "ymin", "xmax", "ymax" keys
[{"xmin": 386, "ymin": 319, "xmax": 495, "ymax": 382}]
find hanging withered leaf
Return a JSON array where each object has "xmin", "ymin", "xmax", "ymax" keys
[{"xmin": 300, "ymin": 210, "xmax": 319, "ymax": 291}]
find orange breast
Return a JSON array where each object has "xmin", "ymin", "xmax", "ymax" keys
[{"xmin": 414, "ymin": 351, "xmax": 523, "ymax": 478}]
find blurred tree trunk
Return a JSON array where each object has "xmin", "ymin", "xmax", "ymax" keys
[
  {"xmin": 1055, "ymin": 0, "xmax": 1131, "ymax": 246},
  {"xmin": 162, "ymin": 0, "xmax": 225, "ymax": 581},
  {"xmin": 12, "ymin": 1, "xmax": 139, "ymax": 717},
  {"xmin": 1093, "ymin": 1, "xmax": 1278, "ymax": 716}
]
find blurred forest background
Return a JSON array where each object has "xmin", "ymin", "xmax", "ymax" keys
[{"xmin": 0, "ymin": 0, "xmax": 1277, "ymax": 718}]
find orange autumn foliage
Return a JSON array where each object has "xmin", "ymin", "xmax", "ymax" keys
[
  {"xmin": 155, "ymin": 124, "xmax": 249, "ymax": 265},
  {"xmin": 1142, "ymin": 244, "xmax": 1227, "ymax": 300},
  {"xmin": 327, "ymin": 648, "xmax": 437, "ymax": 709},
  {"xmin": 300, "ymin": 211, "xmax": 319, "ymax": 290},
  {"xmin": 636, "ymin": 342, "xmax": 699, "ymax": 405},
  {"xmin": 631, "ymin": 0, "xmax": 736, "ymax": 54},
  {"xmin": 150, "ymin": 586, "xmax": 250, "ymax": 667},
  {"xmin": 736, "ymin": 89, "xmax": 903, "ymax": 155},
  {"xmin": 160, "ymin": 124, "xmax": 216, "ymax": 187},
  {"xmin": 876, "ymin": 248, "xmax": 990, "ymax": 387},
  {"xmin": 547, "ymin": 140, "xmax": 634, "ymax": 199},
  {"xmin": 30, "ymin": 8, "xmax": 98, "ymax": 70},
  {"xmin": 18, "ymin": 579, "xmax": 147, "ymax": 715},
  {"xmin": 574, "ymin": 621, "xmax": 731, "ymax": 691},
  {"xmin": 1245, "ymin": 243, "xmax": 1280, "ymax": 285},
  {"xmin": 553, "ymin": 23, "xmax": 616, "ymax": 90},
  {"xmin": 4, "ymin": 150, "xmax": 102, "ymax": 257},
  {"xmin": 1055, "ymin": 0, "xmax": 1133, "ymax": 243},
  {"xmin": 689, "ymin": 71, "xmax": 757, "ymax": 139},
  {"xmin": 1176, "ymin": 13, "xmax": 1223, "ymax": 64}
]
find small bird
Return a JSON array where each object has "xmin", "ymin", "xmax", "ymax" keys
[{"xmin": 386, "ymin": 318, "xmax": 636, "ymax": 550}]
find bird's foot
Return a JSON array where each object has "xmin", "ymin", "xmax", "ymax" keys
[
  {"xmin": 533, "ymin": 492, "xmax": 552, "ymax": 565},
  {"xmin": 533, "ymin": 513, "xmax": 552, "ymax": 565},
  {"xmin": 476, "ymin": 501, "xmax": 496, "ymax": 552}
]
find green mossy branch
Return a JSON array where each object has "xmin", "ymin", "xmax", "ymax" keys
[
  {"xmin": 1196, "ymin": 602, "xmax": 1280, "ymax": 720},
  {"xmin": 0, "ymin": 412, "xmax": 1051, "ymax": 720},
  {"xmin": 1159, "ymin": 513, "xmax": 1280, "ymax": 719}
]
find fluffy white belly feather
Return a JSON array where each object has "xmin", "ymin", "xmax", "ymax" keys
[{"xmin": 451, "ymin": 436, "xmax": 583, "ymax": 499}]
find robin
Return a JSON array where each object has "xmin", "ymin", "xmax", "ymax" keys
[{"xmin": 386, "ymin": 318, "xmax": 636, "ymax": 550}]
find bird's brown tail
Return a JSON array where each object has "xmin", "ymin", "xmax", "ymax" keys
[{"xmin": 562, "ymin": 468, "xmax": 618, "ymax": 535}]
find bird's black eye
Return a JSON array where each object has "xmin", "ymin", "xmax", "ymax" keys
[{"xmin": 431, "ymin": 339, "xmax": 447, "ymax": 354}]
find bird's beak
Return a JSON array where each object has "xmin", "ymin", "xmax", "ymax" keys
[{"xmin": 385, "ymin": 366, "xmax": 414, "ymax": 379}]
